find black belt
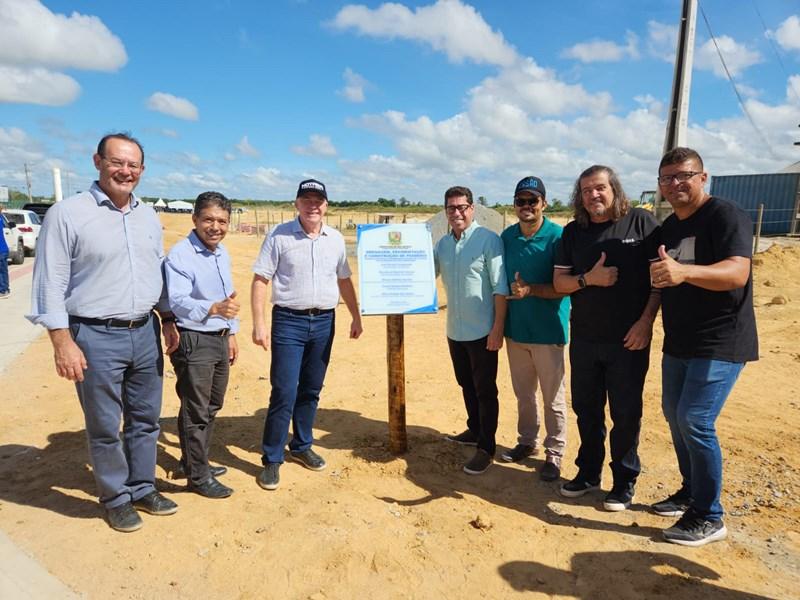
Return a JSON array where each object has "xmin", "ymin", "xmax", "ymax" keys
[
  {"xmin": 274, "ymin": 305, "xmax": 334, "ymax": 316},
  {"xmin": 70, "ymin": 314, "xmax": 151, "ymax": 329},
  {"xmin": 178, "ymin": 327, "xmax": 230, "ymax": 337}
]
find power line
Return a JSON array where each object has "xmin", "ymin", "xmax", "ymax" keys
[
  {"xmin": 750, "ymin": 0, "xmax": 800, "ymax": 104},
  {"xmin": 699, "ymin": 4, "xmax": 779, "ymax": 158}
]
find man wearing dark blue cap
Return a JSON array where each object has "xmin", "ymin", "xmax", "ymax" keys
[
  {"xmin": 251, "ymin": 178, "xmax": 363, "ymax": 491},
  {"xmin": 501, "ymin": 176, "xmax": 570, "ymax": 481}
]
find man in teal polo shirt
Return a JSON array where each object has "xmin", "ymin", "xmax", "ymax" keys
[
  {"xmin": 435, "ymin": 185, "xmax": 508, "ymax": 475},
  {"xmin": 501, "ymin": 176, "xmax": 570, "ymax": 482}
]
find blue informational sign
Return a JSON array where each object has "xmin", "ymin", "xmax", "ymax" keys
[{"xmin": 357, "ymin": 223, "xmax": 438, "ymax": 315}]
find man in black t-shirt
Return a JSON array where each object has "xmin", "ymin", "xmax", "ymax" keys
[
  {"xmin": 650, "ymin": 147, "xmax": 758, "ymax": 547},
  {"xmin": 554, "ymin": 165, "xmax": 660, "ymax": 512}
]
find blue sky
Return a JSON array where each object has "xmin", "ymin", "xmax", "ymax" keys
[{"xmin": 2, "ymin": 0, "xmax": 800, "ymax": 204}]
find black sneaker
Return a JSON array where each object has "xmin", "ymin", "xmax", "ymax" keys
[
  {"xmin": 258, "ymin": 463, "xmax": 280, "ymax": 490},
  {"xmin": 500, "ymin": 444, "xmax": 536, "ymax": 463},
  {"xmin": 603, "ymin": 483, "xmax": 635, "ymax": 511},
  {"xmin": 663, "ymin": 509, "xmax": 727, "ymax": 547},
  {"xmin": 652, "ymin": 488, "xmax": 692, "ymax": 517},
  {"xmin": 445, "ymin": 430, "xmax": 478, "ymax": 446},
  {"xmin": 133, "ymin": 491, "xmax": 178, "ymax": 516},
  {"xmin": 463, "ymin": 449, "xmax": 493, "ymax": 475},
  {"xmin": 539, "ymin": 460, "xmax": 561, "ymax": 482},
  {"xmin": 106, "ymin": 502, "xmax": 143, "ymax": 533},
  {"xmin": 289, "ymin": 448, "xmax": 327, "ymax": 471},
  {"xmin": 559, "ymin": 474, "xmax": 601, "ymax": 498}
]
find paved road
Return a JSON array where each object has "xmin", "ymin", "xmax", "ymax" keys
[{"xmin": 0, "ymin": 262, "xmax": 82, "ymax": 599}]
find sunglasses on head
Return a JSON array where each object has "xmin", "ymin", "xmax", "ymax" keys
[{"xmin": 514, "ymin": 196, "xmax": 542, "ymax": 207}]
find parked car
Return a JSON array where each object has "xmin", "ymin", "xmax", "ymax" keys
[
  {"xmin": 3, "ymin": 209, "xmax": 41, "ymax": 256},
  {"xmin": 2, "ymin": 217, "xmax": 25, "ymax": 265},
  {"xmin": 22, "ymin": 202, "xmax": 54, "ymax": 222}
]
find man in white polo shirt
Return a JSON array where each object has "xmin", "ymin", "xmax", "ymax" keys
[{"xmin": 251, "ymin": 178, "xmax": 363, "ymax": 490}]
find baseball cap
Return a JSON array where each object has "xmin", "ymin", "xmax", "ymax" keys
[
  {"xmin": 296, "ymin": 178, "xmax": 328, "ymax": 200},
  {"xmin": 514, "ymin": 176, "xmax": 546, "ymax": 200}
]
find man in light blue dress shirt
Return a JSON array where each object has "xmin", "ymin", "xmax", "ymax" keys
[
  {"xmin": 28, "ymin": 133, "xmax": 180, "ymax": 532},
  {"xmin": 251, "ymin": 178, "xmax": 363, "ymax": 491},
  {"xmin": 435, "ymin": 186, "xmax": 508, "ymax": 475},
  {"xmin": 165, "ymin": 191, "xmax": 240, "ymax": 500}
]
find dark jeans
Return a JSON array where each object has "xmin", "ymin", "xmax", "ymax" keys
[
  {"xmin": 0, "ymin": 252, "xmax": 8, "ymax": 293},
  {"xmin": 261, "ymin": 307, "xmax": 335, "ymax": 464},
  {"xmin": 569, "ymin": 338, "xmax": 650, "ymax": 486},
  {"xmin": 70, "ymin": 314, "xmax": 164, "ymax": 508},
  {"xmin": 447, "ymin": 336, "xmax": 499, "ymax": 456},
  {"xmin": 662, "ymin": 354, "xmax": 744, "ymax": 521},
  {"xmin": 170, "ymin": 330, "xmax": 230, "ymax": 486}
]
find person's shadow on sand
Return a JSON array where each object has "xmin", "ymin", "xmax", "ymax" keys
[
  {"xmin": 498, "ymin": 551, "xmax": 775, "ymax": 599},
  {"xmin": 309, "ymin": 407, "xmax": 664, "ymax": 541}
]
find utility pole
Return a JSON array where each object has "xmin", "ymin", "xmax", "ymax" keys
[
  {"xmin": 654, "ymin": 0, "xmax": 697, "ymax": 222},
  {"xmin": 24, "ymin": 163, "xmax": 33, "ymax": 203}
]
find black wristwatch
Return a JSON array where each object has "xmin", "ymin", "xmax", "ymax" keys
[
  {"xmin": 577, "ymin": 274, "xmax": 587, "ymax": 289},
  {"xmin": 161, "ymin": 316, "xmax": 176, "ymax": 324}
]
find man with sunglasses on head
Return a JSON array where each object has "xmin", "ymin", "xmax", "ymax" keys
[
  {"xmin": 28, "ymin": 133, "xmax": 180, "ymax": 532},
  {"xmin": 649, "ymin": 147, "xmax": 757, "ymax": 547},
  {"xmin": 553, "ymin": 165, "xmax": 660, "ymax": 512},
  {"xmin": 436, "ymin": 186, "xmax": 508, "ymax": 475},
  {"xmin": 500, "ymin": 177, "xmax": 570, "ymax": 482}
]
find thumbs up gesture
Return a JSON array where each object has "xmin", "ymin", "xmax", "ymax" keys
[
  {"xmin": 509, "ymin": 271, "xmax": 531, "ymax": 299},
  {"xmin": 585, "ymin": 251, "xmax": 618, "ymax": 287},
  {"xmin": 210, "ymin": 290, "xmax": 240, "ymax": 319},
  {"xmin": 649, "ymin": 245, "xmax": 682, "ymax": 288}
]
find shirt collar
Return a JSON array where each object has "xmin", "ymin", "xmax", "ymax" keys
[
  {"xmin": 514, "ymin": 217, "xmax": 548, "ymax": 240},
  {"xmin": 291, "ymin": 216, "xmax": 329, "ymax": 237},
  {"xmin": 452, "ymin": 219, "xmax": 479, "ymax": 242},
  {"xmin": 188, "ymin": 229, "xmax": 221, "ymax": 256},
  {"xmin": 90, "ymin": 181, "xmax": 140, "ymax": 210}
]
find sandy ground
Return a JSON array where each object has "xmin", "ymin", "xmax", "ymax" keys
[{"xmin": 0, "ymin": 212, "xmax": 798, "ymax": 599}]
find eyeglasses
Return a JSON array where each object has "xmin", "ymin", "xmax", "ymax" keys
[
  {"xmin": 514, "ymin": 196, "xmax": 541, "ymax": 207},
  {"xmin": 102, "ymin": 157, "xmax": 142, "ymax": 172},
  {"xmin": 445, "ymin": 204, "xmax": 472, "ymax": 214},
  {"xmin": 657, "ymin": 171, "xmax": 701, "ymax": 185}
]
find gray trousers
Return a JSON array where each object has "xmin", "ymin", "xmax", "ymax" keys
[
  {"xmin": 169, "ymin": 330, "xmax": 230, "ymax": 486},
  {"xmin": 70, "ymin": 315, "xmax": 163, "ymax": 508}
]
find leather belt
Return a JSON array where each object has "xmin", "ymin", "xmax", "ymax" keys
[
  {"xmin": 274, "ymin": 305, "xmax": 334, "ymax": 316},
  {"xmin": 70, "ymin": 314, "xmax": 151, "ymax": 329},
  {"xmin": 177, "ymin": 327, "xmax": 230, "ymax": 337}
]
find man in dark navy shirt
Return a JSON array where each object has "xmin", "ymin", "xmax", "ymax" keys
[
  {"xmin": 650, "ymin": 147, "xmax": 757, "ymax": 547},
  {"xmin": 554, "ymin": 165, "xmax": 660, "ymax": 512}
]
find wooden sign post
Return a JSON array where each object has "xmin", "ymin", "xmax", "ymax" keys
[{"xmin": 386, "ymin": 314, "xmax": 407, "ymax": 453}]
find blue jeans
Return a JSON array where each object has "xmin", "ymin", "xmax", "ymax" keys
[
  {"xmin": 261, "ymin": 308, "xmax": 335, "ymax": 464},
  {"xmin": 661, "ymin": 354, "xmax": 744, "ymax": 521},
  {"xmin": 71, "ymin": 314, "xmax": 164, "ymax": 508},
  {"xmin": 0, "ymin": 252, "xmax": 9, "ymax": 293}
]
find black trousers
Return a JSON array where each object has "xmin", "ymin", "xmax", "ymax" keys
[
  {"xmin": 170, "ymin": 331, "xmax": 230, "ymax": 485},
  {"xmin": 569, "ymin": 338, "xmax": 650, "ymax": 486},
  {"xmin": 447, "ymin": 336, "xmax": 499, "ymax": 456}
]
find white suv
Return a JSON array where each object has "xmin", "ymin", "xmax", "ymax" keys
[
  {"xmin": 2, "ymin": 214, "xmax": 25, "ymax": 265},
  {"xmin": 4, "ymin": 209, "xmax": 41, "ymax": 256}
]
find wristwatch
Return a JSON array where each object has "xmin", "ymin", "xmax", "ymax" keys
[{"xmin": 577, "ymin": 274, "xmax": 587, "ymax": 289}]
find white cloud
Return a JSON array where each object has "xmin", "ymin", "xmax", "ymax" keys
[
  {"xmin": 695, "ymin": 35, "xmax": 762, "ymax": 78},
  {"xmin": 242, "ymin": 166, "xmax": 290, "ymax": 189},
  {"xmin": 236, "ymin": 135, "xmax": 260, "ymax": 157},
  {"xmin": 772, "ymin": 15, "xmax": 800, "ymax": 51},
  {"xmin": 562, "ymin": 31, "xmax": 639, "ymax": 63},
  {"xmin": 224, "ymin": 152, "xmax": 237, "ymax": 161},
  {"xmin": 161, "ymin": 129, "xmax": 179, "ymax": 139},
  {"xmin": 330, "ymin": 0, "xmax": 517, "ymax": 67},
  {"xmin": 0, "ymin": 0, "xmax": 126, "ymax": 71},
  {"xmin": 291, "ymin": 134, "xmax": 337, "ymax": 157},
  {"xmin": 0, "ymin": 66, "xmax": 80, "ymax": 105},
  {"xmin": 647, "ymin": 20, "xmax": 677, "ymax": 62},
  {"xmin": 146, "ymin": 92, "xmax": 199, "ymax": 121},
  {"xmin": 339, "ymin": 67, "xmax": 368, "ymax": 103}
]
